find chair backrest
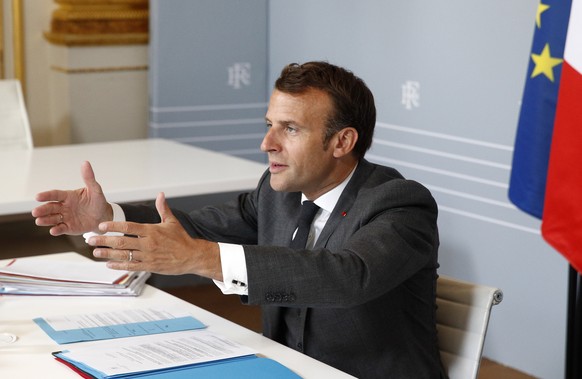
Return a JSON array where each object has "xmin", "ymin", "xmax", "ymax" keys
[
  {"xmin": 436, "ymin": 275, "xmax": 503, "ymax": 379},
  {"xmin": 0, "ymin": 79, "xmax": 33, "ymax": 150}
]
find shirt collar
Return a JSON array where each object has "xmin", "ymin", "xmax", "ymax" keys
[{"xmin": 301, "ymin": 163, "xmax": 358, "ymax": 214}]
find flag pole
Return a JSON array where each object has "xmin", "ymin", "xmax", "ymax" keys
[{"xmin": 566, "ymin": 265, "xmax": 582, "ymax": 379}]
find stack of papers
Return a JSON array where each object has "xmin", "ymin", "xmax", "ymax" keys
[
  {"xmin": 34, "ymin": 308, "xmax": 301, "ymax": 378},
  {"xmin": 53, "ymin": 330, "xmax": 301, "ymax": 378},
  {"xmin": 0, "ymin": 254, "xmax": 150, "ymax": 296}
]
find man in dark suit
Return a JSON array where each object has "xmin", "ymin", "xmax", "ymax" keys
[{"xmin": 33, "ymin": 62, "xmax": 445, "ymax": 378}]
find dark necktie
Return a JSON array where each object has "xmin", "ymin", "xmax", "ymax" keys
[
  {"xmin": 289, "ymin": 201, "xmax": 320, "ymax": 249},
  {"xmin": 284, "ymin": 200, "xmax": 320, "ymax": 350}
]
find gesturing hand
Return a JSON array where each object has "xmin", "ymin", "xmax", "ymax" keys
[
  {"xmin": 88, "ymin": 192, "xmax": 222, "ymax": 281},
  {"xmin": 32, "ymin": 161, "xmax": 113, "ymax": 236}
]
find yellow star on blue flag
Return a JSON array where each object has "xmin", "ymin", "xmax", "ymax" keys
[{"xmin": 531, "ymin": 43, "xmax": 563, "ymax": 81}]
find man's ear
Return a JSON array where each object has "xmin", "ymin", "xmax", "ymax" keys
[{"xmin": 332, "ymin": 127, "xmax": 358, "ymax": 158}]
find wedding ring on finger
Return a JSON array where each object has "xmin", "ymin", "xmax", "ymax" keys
[
  {"xmin": 128, "ymin": 250, "xmax": 134, "ymax": 262},
  {"xmin": 58, "ymin": 213, "xmax": 64, "ymax": 224}
]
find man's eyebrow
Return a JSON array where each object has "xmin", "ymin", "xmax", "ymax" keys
[{"xmin": 264, "ymin": 118, "xmax": 296, "ymax": 127}]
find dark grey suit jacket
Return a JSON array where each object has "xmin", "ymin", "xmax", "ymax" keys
[{"xmin": 121, "ymin": 159, "xmax": 445, "ymax": 379}]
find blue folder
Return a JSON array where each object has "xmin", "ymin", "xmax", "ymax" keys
[
  {"xmin": 34, "ymin": 316, "xmax": 206, "ymax": 344},
  {"xmin": 54, "ymin": 353, "xmax": 302, "ymax": 378}
]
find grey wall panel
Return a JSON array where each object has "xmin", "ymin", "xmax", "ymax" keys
[
  {"xmin": 268, "ymin": 1, "xmax": 564, "ymax": 378},
  {"xmin": 150, "ymin": 0, "xmax": 565, "ymax": 377},
  {"xmin": 150, "ymin": 0, "xmax": 268, "ymax": 162}
]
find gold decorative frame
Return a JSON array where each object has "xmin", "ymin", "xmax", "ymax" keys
[
  {"xmin": 50, "ymin": 64, "xmax": 148, "ymax": 74},
  {"xmin": 12, "ymin": 0, "xmax": 24, "ymax": 87},
  {"xmin": 44, "ymin": 0, "xmax": 149, "ymax": 46},
  {"xmin": 0, "ymin": 0, "xmax": 25, "ymax": 90},
  {"xmin": 0, "ymin": 1, "xmax": 3, "ymax": 78}
]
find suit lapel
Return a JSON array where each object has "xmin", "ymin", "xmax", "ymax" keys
[
  {"xmin": 314, "ymin": 160, "xmax": 375, "ymax": 249},
  {"xmin": 265, "ymin": 191, "xmax": 302, "ymax": 246}
]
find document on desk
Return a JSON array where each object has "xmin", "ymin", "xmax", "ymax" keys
[
  {"xmin": 0, "ymin": 254, "xmax": 150, "ymax": 296},
  {"xmin": 34, "ymin": 308, "xmax": 206, "ymax": 344},
  {"xmin": 53, "ymin": 329, "xmax": 302, "ymax": 378},
  {"xmin": 0, "ymin": 257, "xmax": 128, "ymax": 284}
]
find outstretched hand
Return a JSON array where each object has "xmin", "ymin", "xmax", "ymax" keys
[
  {"xmin": 31, "ymin": 161, "xmax": 113, "ymax": 236},
  {"xmin": 88, "ymin": 192, "xmax": 222, "ymax": 280}
]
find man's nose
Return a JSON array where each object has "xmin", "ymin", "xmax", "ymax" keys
[{"xmin": 260, "ymin": 128, "xmax": 278, "ymax": 152}]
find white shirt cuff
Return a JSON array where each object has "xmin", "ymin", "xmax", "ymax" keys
[
  {"xmin": 82, "ymin": 203, "xmax": 125, "ymax": 243},
  {"xmin": 213, "ymin": 242, "xmax": 248, "ymax": 296}
]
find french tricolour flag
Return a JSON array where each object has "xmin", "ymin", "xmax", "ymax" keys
[
  {"xmin": 542, "ymin": 0, "xmax": 582, "ymax": 273},
  {"xmin": 509, "ymin": 0, "xmax": 582, "ymax": 273}
]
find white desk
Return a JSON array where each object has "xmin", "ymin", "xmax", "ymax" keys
[
  {"xmin": 0, "ymin": 253, "xmax": 355, "ymax": 378},
  {"xmin": 0, "ymin": 138, "xmax": 267, "ymax": 216}
]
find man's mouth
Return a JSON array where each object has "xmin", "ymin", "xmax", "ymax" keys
[{"xmin": 269, "ymin": 162, "xmax": 288, "ymax": 173}]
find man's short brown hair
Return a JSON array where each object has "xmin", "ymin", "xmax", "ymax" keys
[{"xmin": 275, "ymin": 61, "xmax": 376, "ymax": 160}]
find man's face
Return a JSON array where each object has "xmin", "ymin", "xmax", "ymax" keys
[{"xmin": 262, "ymin": 88, "xmax": 340, "ymax": 199}]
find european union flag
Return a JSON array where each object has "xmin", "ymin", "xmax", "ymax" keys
[{"xmin": 508, "ymin": 0, "xmax": 572, "ymax": 219}]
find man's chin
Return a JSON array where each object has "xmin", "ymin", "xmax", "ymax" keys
[{"xmin": 269, "ymin": 177, "xmax": 294, "ymax": 193}]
